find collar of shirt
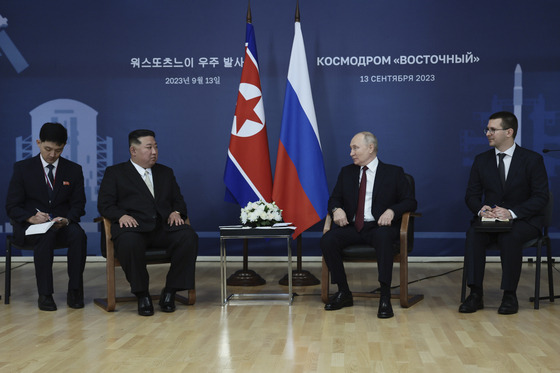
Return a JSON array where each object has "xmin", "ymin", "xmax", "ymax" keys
[
  {"xmin": 130, "ymin": 159, "xmax": 152, "ymax": 180},
  {"xmin": 360, "ymin": 157, "xmax": 379, "ymax": 181},
  {"xmin": 494, "ymin": 143, "xmax": 516, "ymax": 178},
  {"xmin": 366, "ymin": 157, "xmax": 378, "ymax": 173},
  {"xmin": 360, "ymin": 157, "xmax": 378, "ymax": 222},
  {"xmin": 40, "ymin": 155, "xmax": 60, "ymax": 172},
  {"xmin": 494, "ymin": 143, "xmax": 516, "ymax": 158}
]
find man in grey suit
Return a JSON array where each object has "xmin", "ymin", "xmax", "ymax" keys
[
  {"xmin": 98, "ymin": 129, "xmax": 198, "ymax": 316},
  {"xmin": 321, "ymin": 131, "xmax": 417, "ymax": 318},
  {"xmin": 460, "ymin": 111, "xmax": 549, "ymax": 315}
]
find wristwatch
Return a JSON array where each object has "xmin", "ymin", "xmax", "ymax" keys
[{"xmin": 331, "ymin": 207, "xmax": 339, "ymax": 214}]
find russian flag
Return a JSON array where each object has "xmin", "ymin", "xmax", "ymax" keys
[
  {"xmin": 273, "ymin": 20, "xmax": 329, "ymax": 238},
  {"xmin": 224, "ymin": 16, "xmax": 272, "ymax": 207}
]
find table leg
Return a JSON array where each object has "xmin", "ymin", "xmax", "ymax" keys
[
  {"xmin": 279, "ymin": 235, "xmax": 320, "ymax": 286},
  {"xmin": 227, "ymin": 238, "xmax": 266, "ymax": 286}
]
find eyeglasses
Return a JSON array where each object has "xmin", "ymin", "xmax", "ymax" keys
[{"xmin": 483, "ymin": 128, "xmax": 508, "ymax": 135}]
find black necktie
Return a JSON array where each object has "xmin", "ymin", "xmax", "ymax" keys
[
  {"xmin": 355, "ymin": 166, "xmax": 368, "ymax": 232},
  {"xmin": 46, "ymin": 164, "xmax": 55, "ymax": 198},
  {"xmin": 498, "ymin": 153, "xmax": 506, "ymax": 188}
]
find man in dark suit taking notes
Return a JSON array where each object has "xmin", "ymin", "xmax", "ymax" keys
[
  {"xmin": 6, "ymin": 122, "xmax": 87, "ymax": 311},
  {"xmin": 321, "ymin": 131, "xmax": 417, "ymax": 318},
  {"xmin": 97, "ymin": 129, "xmax": 198, "ymax": 316},
  {"xmin": 460, "ymin": 111, "xmax": 549, "ymax": 315}
]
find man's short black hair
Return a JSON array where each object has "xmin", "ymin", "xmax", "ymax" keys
[
  {"xmin": 489, "ymin": 111, "xmax": 518, "ymax": 138},
  {"xmin": 39, "ymin": 122, "xmax": 67, "ymax": 145},
  {"xmin": 128, "ymin": 129, "xmax": 156, "ymax": 147}
]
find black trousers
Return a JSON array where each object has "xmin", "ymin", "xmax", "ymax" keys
[
  {"xmin": 320, "ymin": 222, "xmax": 398, "ymax": 290},
  {"xmin": 114, "ymin": 225, "xmax": 198, "ymax": 294},
  {"xmin": 25, "ymin": 223, "xmax": 87, "ymax": 296},
  {"xmin": 464, "ymin": 220, "xmax": 540, "ymax": 292}
]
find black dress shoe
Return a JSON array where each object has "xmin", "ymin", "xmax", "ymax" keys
[
  {"xmin": 158, "ymin": 289, "xmax": 176, "ymax": 313},
  {"xmin": 38, "ymin": 295, "xmax": 57, "ymax": 311},
  {"xmin": 324, "ymin": 291, "xmax": 353, "ymax": 311},
  {"xmin": 67, "ymin": 289, "xmax": 84, "ymax": 309},
  {"xmin": 459, "ymin": 293, "xmax": 484, "ymax": 313},
  {"xmin": 377, "ymin": 296, "xmax": 394, "ymax": 319},
  {"xmin": 498, "ymin": 293, "xmax": 518, "ymax": 315},
  {"xmin": 137, "ymin": 295, "xmax": 154, "ymax": 316}
]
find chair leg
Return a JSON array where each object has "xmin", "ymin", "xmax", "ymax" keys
[
  {"xmin": 94, "ymin": 255, "xmax": 117, "ymax": 312},
  {"xmin": 399, "ymin": 255, "xmax": 408, "ymax": 307},
  {"xmin": 534, "ymin": 241, "xmax": 542, "ymax": 309},
  {"xmin": 187, "ymin": 289, "xmax": 196, "ymax": 305},
  {"xmin": 547, "ymin": 239, "xmax": 554, "ymax": 303},
  {"xmin": 5, "ymin": 237, "xmax": 11, "ymax": 305},
  {"xmin": 321, "ymin": 257, "xmax": 330, "ymax": 304},
  {"xmin": 106, "ymin": 258, "xmax": 117, "ymax": 311},
  {"xmin": 398, "ymin": 255, "xmax": 423, "ymax": 308},
  {"xmin": 460, "ymin": 259, "xmax": 467, "ymax": 303},
  {"xmin": 175, "ymin": 289, "xmax": 196, "ymax": 306}
]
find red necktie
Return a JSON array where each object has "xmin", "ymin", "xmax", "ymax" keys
[{"xmin": 355, "ymin": 166, "xmax": 368, "ymax": 232}]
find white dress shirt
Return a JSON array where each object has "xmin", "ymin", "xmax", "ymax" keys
[
  {"xmin": 357, "ymin": 157, "xmax": 379, "ymax": 222},
  {"xmin": 130, "ymin": 159, "xmax": 154, "ymax": 189},
  {"xmin": 495, "ymin": 143, "xmax": 516, "ymax": 180},
  {"xmin": 40, "ymin": 155, "xmax": 59, "ymax": 188}
]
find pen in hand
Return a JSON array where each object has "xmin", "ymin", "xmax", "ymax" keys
[{"xmin": 36, "ymin": 208, "xmax": 52, "ymax": 221}]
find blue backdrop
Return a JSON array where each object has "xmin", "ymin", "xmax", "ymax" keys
[{"xmin": 1, "ymin": 1, "xmax": 559, "ymax": 257}]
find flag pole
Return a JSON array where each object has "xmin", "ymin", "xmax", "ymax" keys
[
  {"xmin": 247, "ymin": 0, "xmax": 252, "ymax": 23},
  {"xmin": 278, "ymin": 0, "xmax": 320, "ymax": 287},
  {"xmin": 226, "ymin": 0, "xmax": 267, "ymax": 287}
]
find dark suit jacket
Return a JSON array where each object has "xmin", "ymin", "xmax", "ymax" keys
[
  {"xmin": 327, "ymin": 161, "xmax": 417, "ymax": 225},
  {"xmin": 97, "ymin": 161, "xmax": 189, "ymax": 239},
  {"xmin": 465, "ymin": 145, "xmax": 549, "ymax": 229},
  {"xmin": 5, "ymin": 155, "xmax": 86, "ymax": 245}
]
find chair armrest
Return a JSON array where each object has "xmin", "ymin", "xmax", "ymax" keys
[
  {"xmin": 399, "ymin": 212, "xmax": 411, "ymax": 248},
  {"xmin": 102, "ymin": 217, "xmax": 112, "ymax": 240},
  {"xmin": 399, "ymin": 211, "xmax": 421, "ymax": 256},
  {"xmin": 325, "ymin": 211, "xmax": 420, "ymax": 237},
  {"xmin": 94, "ymin": 216, "xmax": 114, "ymax": 258},
  {"xmin": 323, "ymin": 215, "xmax": 333, "ymax": 234},
  {"xmin": 399, "ymin": 211, "xmax": 422, "ymax": 232}
]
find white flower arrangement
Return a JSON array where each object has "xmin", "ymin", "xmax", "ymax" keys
[{"xmin": 240, "ymin": 200, "xmax": 283, "ymax": 227}]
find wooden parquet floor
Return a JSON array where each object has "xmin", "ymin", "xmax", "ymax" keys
[{"xmin": 1, "ymin": 260, "xmax": 560, "ymax": 372}]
